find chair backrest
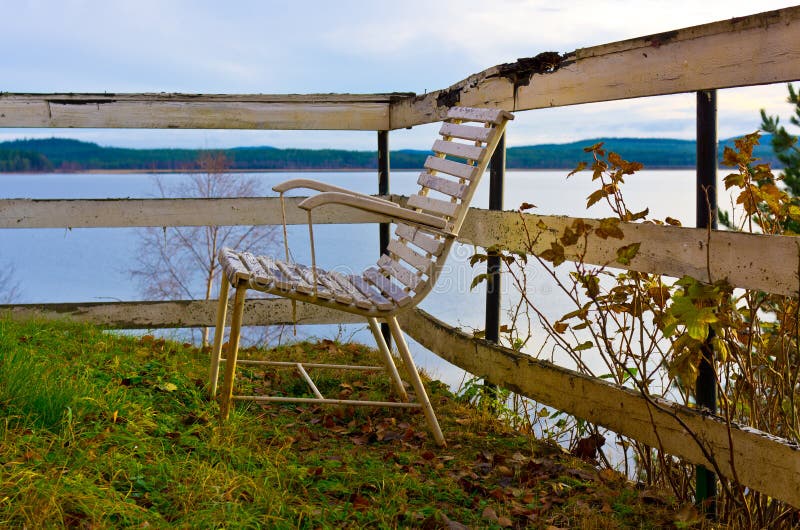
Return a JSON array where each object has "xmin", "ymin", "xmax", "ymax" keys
[{"xmin": 367, "ymin": 106, "xmax": 514, "ymax": 309}]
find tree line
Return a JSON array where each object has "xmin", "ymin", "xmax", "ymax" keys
[{"xmin": 0, "ymin": 136, "xmax": 780, "ymax": 173}]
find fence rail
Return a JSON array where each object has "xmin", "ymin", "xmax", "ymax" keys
[
  {"xmin": 1, "ymin": 5, "xmax": 799, "ymax": 509},
  {"xmin": 398, "ymin": 308, "xmax": 800, "ymax": 508}
]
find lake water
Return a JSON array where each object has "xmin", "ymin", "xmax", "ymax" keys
[{"xmin": 0, "ymin": 169, "xmax": 702, "ymax": 388}]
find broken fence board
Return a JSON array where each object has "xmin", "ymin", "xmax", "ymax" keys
[{"xmin": 391, "ymin": 7, "xmax": 800, "ymax": 128}]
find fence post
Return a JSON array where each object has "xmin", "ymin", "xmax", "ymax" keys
[
  {"xmin": 378, "ymin": 130, "xmax": 391, "ymax": 347},
  {"xmin": 695, "ymin": 89, "xmax": 718, "ymax": 516},
  {"xmin": 484, "ymin": 131, "xmax": 506, "ymax": 400}
]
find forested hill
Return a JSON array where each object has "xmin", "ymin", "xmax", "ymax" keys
[{"xmin": 0, "ymin": 136, "xmax": 780, "ymax": 172}]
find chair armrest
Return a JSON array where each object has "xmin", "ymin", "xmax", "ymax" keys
[
  {"xmin": 298, "ymin": 192, "xmax": 450, "ymax": 232},
  {"xmin": 272, "ymin": 178, "xmax": 394, "ymax": 206}
]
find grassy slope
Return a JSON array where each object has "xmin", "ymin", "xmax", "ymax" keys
[{"xmin": 0, "ymin": 318, "xmax": 700, "ymax": 528}]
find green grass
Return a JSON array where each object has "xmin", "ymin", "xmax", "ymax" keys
[{"xmin": 0, "ymin": 317, "xmax": 700, "ymax": 528}]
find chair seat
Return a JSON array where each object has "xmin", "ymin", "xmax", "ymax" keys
[
  {"xmin": 211, "ymin": 106, "xmax": 515, "ymax": 448},
  {"xmin": 219, "ymin": 248, "xmax": 408, "ymax": 314}
]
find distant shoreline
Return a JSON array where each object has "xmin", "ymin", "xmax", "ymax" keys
[
  {"xmin": 1, "ymin": 165, "xmax": 709, "ymax": 175},
  {"xmin": 0, "ymin": 136, "xmax": 780, "ymax": 174},
  {"xmin": 1, "ymin": 163, "xmax": 778, "ymax": 175}
]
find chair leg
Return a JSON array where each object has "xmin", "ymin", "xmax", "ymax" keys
[
  {"xmin": 387, "ymin": 316, "xmax": 446, "ymax": 447},
  {"xmin": 209, "ymin": 277, "xmax": 231, "ymax": 399},
  {"xmin": 367, "ymin": 317, "xmax": 408, "ymax": 402},
  {"xmin": 219, "ymin": 283, "xmax": 248, "ymax": 420}
]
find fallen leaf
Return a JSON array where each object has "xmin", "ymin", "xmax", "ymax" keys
[
  {"xmin": 482, "ymin": 507, "xmax": 499, "ymax": 522},
  {"xmin": 496, "ymin": 465, "xmax": 514, "ymax": 477},
  {"xmin": 349, "ymin": 493, "xmax": 370, "ymax": 511},
  {"xmin": 497, "ymin": 516, "xmax": 513, "ymax": 527}
]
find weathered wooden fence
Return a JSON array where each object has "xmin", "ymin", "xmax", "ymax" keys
[{"xmin": 1, "ymin": 5, "xmax": 799, "ymax": 507}]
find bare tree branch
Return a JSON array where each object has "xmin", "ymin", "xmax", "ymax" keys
[{"xmin": 129, "ymin": 152, "xmax": 279, "ymax": 346}]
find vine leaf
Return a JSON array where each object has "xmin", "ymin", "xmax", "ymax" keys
[{"xmin": 615, "ymin": 242, "xmax": 641, "ymax": 266}]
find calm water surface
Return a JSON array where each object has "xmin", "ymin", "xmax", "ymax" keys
[{"xmin": 0, "ymin": 169, "xmax": 703, "ymax": 387}]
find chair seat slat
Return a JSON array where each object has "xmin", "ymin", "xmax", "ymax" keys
[
  {"xmin": 275, "ymin": 260, "xmax": 314, "ymax": 294},
  {"xmin": 364, "ymin": 268, "xmax": 411, "ymax": 306},
  {"xmin": 417, "ymin": 172, "xmax": 467, "ymax": 198},
  {"xmin": 289, "ymin": 263, "xmax": 338, "ymax": 300},
  {"xmin": 238, "ymin": 252, "xmax": 273, "ymax": 288},
  {"xmin": 327, "ymin": 271, "xmax": 376, "ymax": 309},
  {"xmin": 387, "ymin": 240, "xmax": 432, "ymax": 273},
  {"xmin": 378, "ymin": 254, "xmax": 421, "ymax": 290},
  {"xmin": 255, "ymin": 256, "xmax": 297, "ymax": 291},
  {"xmin": 432, "ymin": 139, "xmax": 485, "ymax": 161},
  {"xmin": 407, "ymin": 194, "xmax": 458, "ymax": 218},
  {"xmin": 439, "ymin": 122, "xmax": 491, "ymax": 142},
  {"xmin": 348, "ymin": 275, "xmax": 396, "ymax": 311},
  {"xmin": 219, "ymin": 248, "xmax": 251, "ymax": 284},
  {"xmin": 296, "ymin": 264, "xmax": 353, "ymax": 304},
  {"xmin": 424, "ymin": 155, "xmax": 476, "ymax": 180}
]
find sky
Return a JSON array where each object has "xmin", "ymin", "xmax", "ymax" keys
[{"xmin": 1, "ymin": 0, "xmax": 798, "ymax": 151}]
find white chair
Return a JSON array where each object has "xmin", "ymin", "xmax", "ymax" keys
[{"xmin": 209, "ymin": 106, "xmax": 514, "ymax": 446}]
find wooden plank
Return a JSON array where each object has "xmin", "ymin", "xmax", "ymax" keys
[
  {"xmin": 347, "ymin": 275, "xmax": 395, "ymax": 311},
  {"xmin": 291, "ymin": 264, "xmax": 340, "ymax": 301},
  {"xmin": 439, "ymin": 122, "xmax": 491, "ymax": 142},
  {"xmin": 407, "ymin": 194, "xmax": 458, "ymax": 217},
  {"xmin": 447, "ymin": 106, "xmax": 515, "ymax": 124},
  {"xmin": 0, "ymin": 94, "xmax": 396, "ymax": 130},
  {"xmin": 398, "ymin": 307, "xmax": 800, "ymax": 508},
  {"xmin": 391, "ymin": 7, "xmax": 800, "ymax": 128},
  {"xmin": 235, "ymin": 252, "xmax": 272, "ymax": 287},
  {"xmin": 387, "ymin": 240, "xmax": 432, "ymax": 273},
  {"xmin": 363, "ymin": 268, "xmax": 412, "ymax": 306},
  {"xmin": 219, "ymin": 248, "xmax": 250, "ymax": 284},
  {"xmin": 458, "ymin": 209, "xmax": 800, "ymax": 297},
  {"xmin": 327, "ymin": 271, "xmax": 374, "ymax": 310},
  {"xmin": 417, "ymin": 172, "xmax": 467, "ymax": 199},
  {"xmin": 0, "ymin": 197, "xmax": 396, "ymax": 229},
  {"xmin": 273, "ymin": 260, "xmax": 314, "ymax": 294},
  {"xmin": 0, "ymin": 299, "xmax": 362, "ymax": 328},
  {"xmin": 378, "ymin": 254, "xmax": 422, "ymax": 290},
  {"xmin": 432, "ymin": 139, "xmax": 485, "ymax": 161},
  {"xmin": 254, "ymin": 256, "xmax": 293, "ymax": 291},
  {"xmin": 424, "ymin": 155, "xmax": 477, "ymax": 180},
  {"xmin": 395, "ymin": 223, "xmax": 445, "ymax": 256}
]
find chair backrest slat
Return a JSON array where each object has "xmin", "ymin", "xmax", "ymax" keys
[
  {"xmin": 446, "ymin": 106, "xmax": 513, "ymax": 124},
  {"xmin": 387, "ymin": 239, "xmax": 431, "ymax": 273},
  {"xmin": 432, "ymin": 139, "xmax": 485, "ymax": 161},
  {"xmin": 395, "ymin": 223, "xmax": 445, "ymax": 255},
  {"xmin": 378, "ymin": 254, "xmax": 421, "ymax": 291},
  {"xmin": 424, "ymin": 156, "xmax": 477, "ymax": 180},
  {"xmin": 371, "ymin": 106, "xmax": 513, "ymax": 309},
  {"xmin": 417, "ymin": 172, "xmax": 467, "ymax": 199},
  {"xmin": 406, "ymin": 194, "xmax": 458, "ymax": 218},
  {"xmin": 439, "ymin": 122, "xmax": 492, "ymax": 142}
]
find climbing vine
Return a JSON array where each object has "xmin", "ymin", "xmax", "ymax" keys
[{"xmin": 472, "ymin": 138, "xmax": 800, "ymax": 527}]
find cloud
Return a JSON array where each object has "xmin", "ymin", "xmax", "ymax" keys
[{"xmin": 1, "ymin": 0, "xmax": 797, "ymax": 147}]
